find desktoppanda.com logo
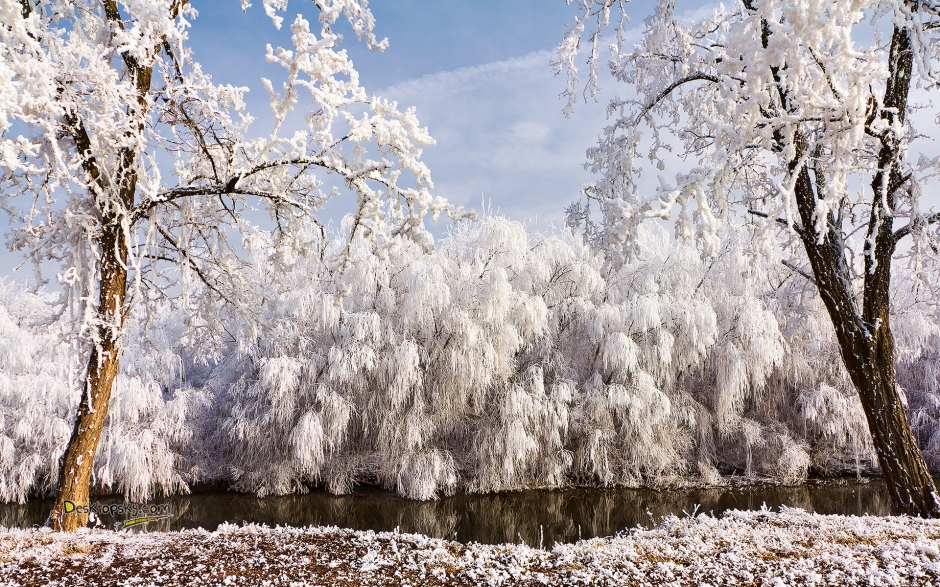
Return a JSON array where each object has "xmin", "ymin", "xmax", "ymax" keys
[{"xmin": 63, "ymin": 500, "xmax": 172, "ymax": 529}]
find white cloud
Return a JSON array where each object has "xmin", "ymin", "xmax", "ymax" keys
[{"xmin": 381, "ymin": 50, "xmax": 614, "ymax": 226}]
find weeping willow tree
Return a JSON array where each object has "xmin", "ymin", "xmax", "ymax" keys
[{"xmin": 3, "ymin": 214, "xmax": 940, "ymax": 505}]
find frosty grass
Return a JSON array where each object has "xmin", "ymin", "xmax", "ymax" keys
[{"xmin": 0, "ymin": 508, "xmax": 939, "ymax": 586}]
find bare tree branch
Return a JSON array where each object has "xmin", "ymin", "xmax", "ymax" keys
[
  {"xmin": 747, "ymin": 208, "xmax": 808, "ymax": 240},
  {"xmin": 893, "ymin": 211, "xmax": 940, "ymax": 241},
  {"xmin": 633, "ymin": 73, "xmax": 720, "ymax": 126},
  {"xmin": 781, "ymin": 259, "xmax": 818, "ymax": 286}
]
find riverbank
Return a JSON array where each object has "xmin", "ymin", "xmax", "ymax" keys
[{"xmin": 1, "ymin": 508, "xmax": 938, "ymax": 586}]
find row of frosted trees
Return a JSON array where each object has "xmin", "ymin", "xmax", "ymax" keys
[{"xmin": 1, "ymin": 215, "xmax": 939, "ymax": 503}]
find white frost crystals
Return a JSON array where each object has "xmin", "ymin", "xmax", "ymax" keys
[
  {"xmin": 558, "ymin": 0, "xmax": 940, "ymax": 516},
  {"xmin": 2, "ymin": 510, "xmax": 939, "ymax": 586},
  {"xmin": 2, "ymin": 216, "xmax": 939, "ymax": 502},
  {"xmin": 556, "ymin": 0, "xmax": 940, "ymax": 278},
  {"xmin": 2, "ymin": 0, "xmax": 940, "ymax": 507},
  {"xmin": 0, "ymin": 283, "xmax": 204, "ymax": 503}
]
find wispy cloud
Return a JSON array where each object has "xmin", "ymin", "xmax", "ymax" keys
[{"xmin": 381, "ymin": 50, "xmax": 614, "ymax": 227}]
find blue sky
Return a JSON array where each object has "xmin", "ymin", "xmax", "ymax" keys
[
  {"xmin": 2, "ymin": 0, "xmax": 644, "ymax": 277},
  {"xmin": 181, "ymin": 0, "xmax": 940, "ymax": 285},
  {"xmin": 7, "ymin": 1, "xmax": 936, "ymax": 279},
  {"xmin": 184, "ymin": 0, "xmax": 645, "ymax": 226}
]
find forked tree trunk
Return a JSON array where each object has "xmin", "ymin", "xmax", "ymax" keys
[
  {"xmin": 843, "ymin": 19, "xmax": 938, "ymax": 517},
  {"xmin": 792, "ymin": 149, "xmax": 940, "ymax": 518},
  {"xmin": 770, "ymin": 9, "xmax": 940, "ymax": 517},
  {"xmin": 49, "ymin": 227, "xmax": 128, "ymax": 531}
]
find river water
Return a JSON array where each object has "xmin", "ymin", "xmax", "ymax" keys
[{"xmin": 0, "ymin": 480, "xmax": 896, "ymax": 545}]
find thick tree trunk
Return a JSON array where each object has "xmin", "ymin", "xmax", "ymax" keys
[
  {"xmin": 794, "ymin": 199, "xmax": 940, "ymax": 518},
  {"xmin": 844, "ymin": 324, "xmax": 939, "ymax": 516},
  {"xmin": 49, "ymin": 228, "xmax": 128, "ymax": 531},
  {"xmin": 792, "ymin": 153, "xmax": 940, "ymax": 517},
  {"xmin": 853, "ymin": 18, "xmax": 939, "ymax": 517}
]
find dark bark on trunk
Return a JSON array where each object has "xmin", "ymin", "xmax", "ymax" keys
[
  {"xmin": 844, "ymin": 315, "xmax": 939, "ymax": 517},
  {"xmin": 743, "ymin": 0, "xmax": 939, "ymax": 516},
  {"xmin": 789, "ymin": 21, "xmax": 940, "ymax": 517}
]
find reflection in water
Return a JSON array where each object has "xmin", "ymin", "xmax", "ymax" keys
[{"xmin": 0, "ymin": 480, "xmax": 895, "ymax": 545}]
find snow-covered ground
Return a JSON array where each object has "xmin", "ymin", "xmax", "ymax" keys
[{"xmin": 0, "ymin": 509, "xmax": 938, "ymax": 586}]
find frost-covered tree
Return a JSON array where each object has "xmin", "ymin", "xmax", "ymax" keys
[
  {"xmin": 3, "ymin": 216, "xmax": 939, "ymax": 502},
  {"xmin": 557, "ymin": 0, "xmax": 940, "ymax": 515},
  {"xmin": 197, "ymin": 217, "xmax": 821, "ymax": 496},
  {"xmin": 0, "ymin": 0, "xmax": 461, "ymax": 531}
]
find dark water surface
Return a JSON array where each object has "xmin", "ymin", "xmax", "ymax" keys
[{"xmin": 0, "ymin": 480, "xmax": 895, "ymax": 545}]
